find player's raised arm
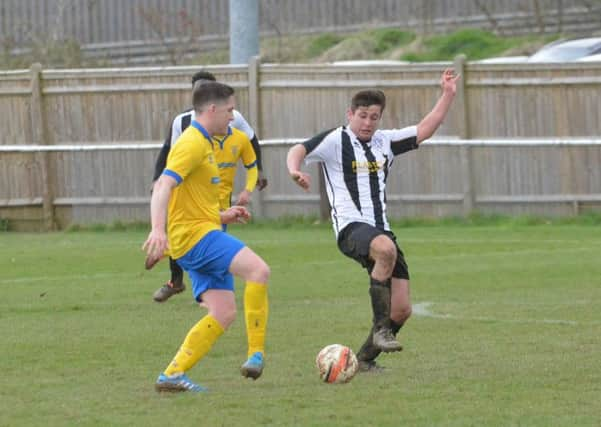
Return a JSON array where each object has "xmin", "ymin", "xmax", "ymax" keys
[
  {"xmin": 286, "ymin": 144, "xmax": 311, "ymax": 191},
  {"xmin": 416, "ymin": 68, "xmax": 460, "ymax": 144}
]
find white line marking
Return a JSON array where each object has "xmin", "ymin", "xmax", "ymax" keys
[
  {"xmin": 413, "ymin": 302, "xmax": 580, "ymax": 326},
  {"xmin": 0, "ymin": 272, "xmax": 134, "ymax": 284}
]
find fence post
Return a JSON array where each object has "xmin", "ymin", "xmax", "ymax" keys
[
  {"xmin": 248, "ymin": 55, "xmax": 265, "ymax": 218},
  {"xmin": 30, "ymin": 63, "xmax": 56, "ymax": 230},
  {"xmin": 453, "ymin": 54, "xmax": 474, "ymax": 215}
]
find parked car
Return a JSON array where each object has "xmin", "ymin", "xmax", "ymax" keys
[
  {"xmin": 331, "ymin": 60, "xmax": 409, "ymax": 66},
  {"xmin": 527, "ymin": 37, "xmax": 601, "ymax": 62},
  {"xmin": 475, "ymin": 56, "xmax": 529, "ymax": 64},
  {"xmin": 576, "ymin": 53, "xmax": 601, "ymax": 62}
]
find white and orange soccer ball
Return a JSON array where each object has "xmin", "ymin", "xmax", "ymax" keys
[{"xmin": 315, "ymin": 344, "xmax": 358, "ymax": 384}]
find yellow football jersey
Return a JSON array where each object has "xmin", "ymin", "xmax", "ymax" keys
[
  {"xmin": 163, "ymin": 121, "xmax": 221, "ymax": 259},
  {"xmin": 213, "ymin": 127, "xmax": 258, "ymax": 210}
]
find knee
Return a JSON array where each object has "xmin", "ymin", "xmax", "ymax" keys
[
  {"xmin": 373, "ymin": 242, "xmax": 397, "ymax": 267},
  {"xmin": 249, "ymin": 259, "xmax": 271, "ymax": 284},
  {"xmin": 212, "ymin": 306, "xmax": 237, "ymax": 329},
  {"xmin": 391, "ymin": 304, "xmax": 412, "ymax": 324}
]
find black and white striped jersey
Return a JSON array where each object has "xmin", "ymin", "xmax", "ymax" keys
[
  {"xmin": 303, "ymin": 125, "xmax": 418, "ymax": 238},
  {"xmin": 170, "ymin": 109, "xmax": 255, "ymax": 147}
]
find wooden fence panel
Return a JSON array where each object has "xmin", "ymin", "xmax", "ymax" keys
[
  {"xmin": 0, "ymin": 70, "xmax": 33, "ymax": 145},
  {"xmin": 36, "ymin": 66, "xmax": 250, "ymax": 144},
  {"xmin": 465, "ymin": 62, "xmax": 601, "ymax": 137},
  {"xmin": 4, "ymin": 140, "xmax": 600, "ymax": 230},
  {"xmin": 3, "ymin": 61, "xmax": 601, "ymax": 144},
  {"xmin": 257, "ymin": 63, "xmax": 461, "ymax": 139}
]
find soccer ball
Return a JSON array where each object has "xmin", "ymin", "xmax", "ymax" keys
[{"xmin": 315, "ymin": 344, "xmax": 358, "ymax": 384}]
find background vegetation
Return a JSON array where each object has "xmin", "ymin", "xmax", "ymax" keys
[{"xmin": 1, "ymin": 27, "xmax": 564, "ymax": 69}]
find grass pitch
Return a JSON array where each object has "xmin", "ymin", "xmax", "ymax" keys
[{"xmin": 1, "ymin": 222, "xmax": 600, "ymax": 426}]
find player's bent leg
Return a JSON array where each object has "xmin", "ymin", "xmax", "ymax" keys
[
  {"xmin": 229, "ymin": 246, "xmax": 270, "ymax": 284},
  {"xmin": 155, "ymin": 290, "xmax": 234, "ymax": 393},
  {"xmin": 369, "ymin": 277, "xmax": 402, "ymax": 353},
  {"xmin": 369, "ymin": 235, "xmax": 397, "ymax": 280},
  {"xmin": 202, "ymin": 289, "xmax": 237, "ymax": 329},
  {"xmin": 390, "ymin": 278, "xmax": 412, "ymax": 325},
  {"xmin": 229, "ymin": 247, "xmax": 270, "ymax": 379},
  {"xmin": 153, "ymin": 257, "xmax": 186, "ymax": 302}
]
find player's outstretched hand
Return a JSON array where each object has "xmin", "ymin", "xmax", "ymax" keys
[
  {"xmin": 290, "ymin": 171, "xmax": 311, "ymax": 191},
  {"xmin": 142, "ymin": 230, "xmax": 168, "ymax": 270},
  {"xmin": 221, "ymin": 206, "xmax": 251, "ymax": 225},
  {"xmin": 441, "ymin": 68, "xmax": 460, "ymax": 96}
]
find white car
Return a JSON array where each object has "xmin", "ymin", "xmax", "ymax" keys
[
  {"xmin": 527, "ymin": 37, "xmax": 601, "ymax": 62},
  {"xmin": 475, "ymin": 56, "xmax": 529, "ymax": 64},
  {"xmin": 576, "ymin": 53, "xmax": 601, "ymax": 62},
  {"xmin": 331, "ymin": 60, "xmax": 409, "ymax": 66}
]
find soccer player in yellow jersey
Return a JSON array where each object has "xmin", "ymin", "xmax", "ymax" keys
[
  {"xmin": 151, "ymin": 70, "xmax": 263, "ymax": 303},
  {"xmin": 213, "ymin": 127, "xmax": 258, "ymax": 213},
  {"xmin": 143, "ymin": 81, "xmax": 269, "ymax": 393}
]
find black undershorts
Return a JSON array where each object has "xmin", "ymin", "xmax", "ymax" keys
[{"xmin": 337, "ymin": 222, "xmax": 409, "ymax": 280}]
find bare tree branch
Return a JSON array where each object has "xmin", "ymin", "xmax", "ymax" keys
[{"xmin": 473, "ymin": 0, "xmax": 503, "ymax": 35}]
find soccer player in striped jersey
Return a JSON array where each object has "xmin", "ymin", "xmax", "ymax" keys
[
  {"xmin": 287, "ymin": 69, "xmax": 459, "ymax": 372},
  {"xmin": 151, "ymin": 70, "xmax": 266, "ymax": 302},
  {"xmin": 143, "ymin": 81, "xmax": 269, "ymax": 392}
]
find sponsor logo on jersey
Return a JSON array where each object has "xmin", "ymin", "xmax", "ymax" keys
[{"xmin": 352, "ymin": 160, "xmax": 382, "ymax": 173}]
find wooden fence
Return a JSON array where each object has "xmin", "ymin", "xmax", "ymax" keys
[
  {"xmin": 1, "ymin": 139, "xmax": 600, "ymax": 230},
  {"xmin": 2, "ymin": 58, "xmax": 601, "ymax": 145},
  {"xmin": 2, "ymin": 58, "xmax": 601, "ymax": 229}
]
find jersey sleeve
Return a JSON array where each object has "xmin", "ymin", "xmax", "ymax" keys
[
  {"xmin": 303, "ymin": 128, "xmax": 338, "ymax": 164},
  {"xmin": 382, "ymin": 126, "xmax": 418, "ymax": 156},
  {"xmin": 231, "ymin": 110, "xmax": 255, "ymax": 140},
  {"xmin": 240, "ymin": 134, "xmax": 258, "ymax": 192},
  {"xmin": 163, "ymin": 137, "xmax": 203, "ymax": 184}
]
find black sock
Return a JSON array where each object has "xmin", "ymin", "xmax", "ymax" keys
[
  {"xmin": 369, "ymin": 277, "xmax": 391, "ymax": 330},
  {"xmin": 391, "ymin": 320, "xmax": 404, "ymax": 336},
  {"xmin": 169, "ymin": 257, "xmax": 184, "ymax": 284}
]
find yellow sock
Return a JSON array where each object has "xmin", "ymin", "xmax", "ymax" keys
[
  {"xmin": 163, "ymin": 314, "xmax": 224, "ymax": 377},
  {"xmin": 244, "ymin": 282, "xmax": 269, "ymax": 357}
]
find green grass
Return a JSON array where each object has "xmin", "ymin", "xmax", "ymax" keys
[
  {"xmin": 402, "ymin": 28, "xmax": 546, "ymax": 62},
  {"xmin": 3, "ymin": 26, "xmax": 562, "ymax": 68},
  {"xmin": 370, "ymin": 28, "xmax": 415, "ymax": 54},
  {"xmin": 2, "ymin": 223, "xmax": 601, "ymax": 426},
  {"xmin": 305, "ymin": 33, "xmax": 345, "ymax": 57}
]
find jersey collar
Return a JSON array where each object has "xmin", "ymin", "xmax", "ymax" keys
[
  {"xmin": 344, "ymin": 126, "xmax": 371, "ymax": 146},
  {"xmin": 214, "ymin": 126, "xmax": 233, "ymax": 149},
  {"xmin": 190, "ymin": 120, "xmax": 212, "ymax": 142}
]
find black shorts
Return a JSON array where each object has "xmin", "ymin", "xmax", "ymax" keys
[{"xmin": 337, "ymin": 222, "xmax": 409, "ymax": 280}]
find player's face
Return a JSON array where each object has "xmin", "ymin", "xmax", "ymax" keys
[
  {"xmin": 347, "ymin": 105, "xmax": 382, "ymax": 141},
  {"xmin": 212, "ymin": 96, "xmax": 235, "ymax": 135}
]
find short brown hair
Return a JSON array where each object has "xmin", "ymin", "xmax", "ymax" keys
[
  {"xmin": 192, "ymin": 81, "xmax": 234, "ymax": 112},
  {"xmin": 350, "ymin": 89, "xmax": 386, "ymax": 113}
]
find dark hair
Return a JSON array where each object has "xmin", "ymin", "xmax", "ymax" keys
[
  {"xmin": 350, "ymin": 89, "xmax": 386, "ymax": 113},
  {"xmin": 191, "ymin": 70, "xmax": 217, "ymax": 86},
  {"xmin": 192, "ymin": 81, "xmax": 235, "ymax": 112}
]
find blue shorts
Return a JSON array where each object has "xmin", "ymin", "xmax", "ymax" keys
[{"xmin": 176, "ymin": 230, "xmax": 245, "ymax": 302}]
